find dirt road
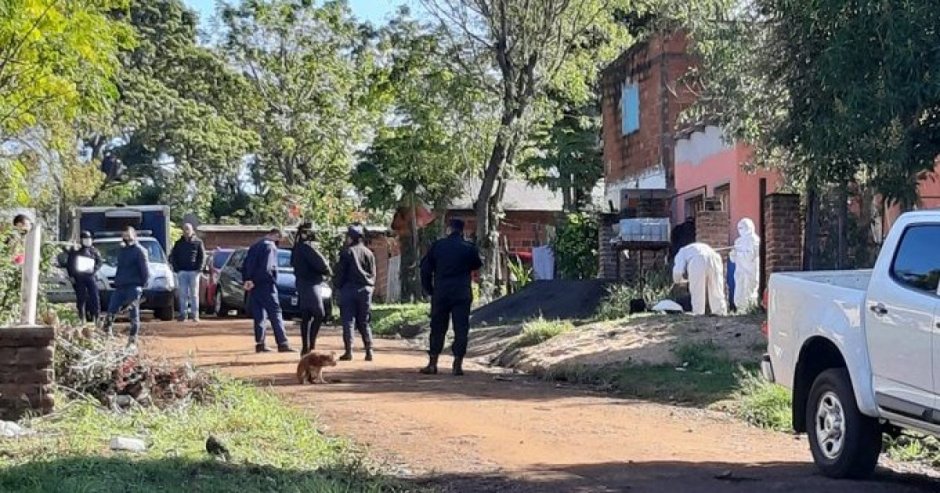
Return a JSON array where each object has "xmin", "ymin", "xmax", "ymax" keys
[{"xmin": 146, "ymin": 319, "xmax": 939, "ymax": 493}]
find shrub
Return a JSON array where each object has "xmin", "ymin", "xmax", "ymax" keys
[
  {"xmin": 552, "ymin": 212, "xmax": 598, "ymax": 280},
  {"xmin": 371, "ymin": 304, "xmax": 429, "ymax": 337}
]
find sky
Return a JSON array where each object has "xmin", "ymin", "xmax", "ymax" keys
[{"xmin": 182, "ymin": 0, "xmax": 418, "ymax": 26}]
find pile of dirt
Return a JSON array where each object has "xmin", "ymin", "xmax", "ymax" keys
[
  {"xmin": 470, "ymin": 280, "xmax": 609, "ymax": 326},
  {"xmin": 478, "ymin": 314, "xmax": 765, "ymax": 374}
]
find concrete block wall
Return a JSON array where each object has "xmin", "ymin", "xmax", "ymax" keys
[
  {"xmin": 695, "ymin": 210, "xmax": 730, "ymax": 250},
  {"xmin": 0, "ymin": 327, "xmax": 55, "ymax": 420}
]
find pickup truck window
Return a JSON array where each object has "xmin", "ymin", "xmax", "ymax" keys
[{"xmin": 890, "ymin": 224, "xmax": 940, "ymax": 292}]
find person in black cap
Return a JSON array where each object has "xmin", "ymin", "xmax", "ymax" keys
[
  {"xmin": 334, "ymin": 224, "xmax": 376, "ymax": 361},
  {"xmin": 67, "ymin": 230, "xmax": 103, "ymax": 325},
  {"xmin": 291, "ymin": 222, "xmax": 332, "ymax": 355},
  {"xmin": 419, "ymin": 218, "xmax": 483, "ymax": 376},
  {"xmin": 243, "ymin": 228, "xmax": 293, "ymax": 353}
]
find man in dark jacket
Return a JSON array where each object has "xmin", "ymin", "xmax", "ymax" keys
[
  {"xmin": 169, "ymin": 223, "xmax": 206, "ymax": 322},
  {"xmin": 104, "ymin": 226, "xmax": 150, "ymax": 350},
  {"xmin": 420, "ymin": 218, "xmax": 483, "ymax": 376},
  {"xmin": 67, "ymin": 230, "xmax": 103, "ymax": 325},
  {"xmin": 291, "ymin": 222, "xmax": 332, "ymax": 355},
  {"xmin": 334, "ymin": 224, "xmax": 376, "ymax": 361},
  {"xmin": 243, "ymin": 228, "xmax": 292, "ymax": 353}
]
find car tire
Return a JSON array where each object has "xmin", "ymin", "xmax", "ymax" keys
[
  {"xmin": 806, "ymin": 368, "xmax": 882, "ymax": 479},
  {"xmin": 215, "ymin": 290, "xmax": 229, "ymax": 318},
  {"xmin": 155, "ymin": 305, "xmax": 174, "ymax": 322}
]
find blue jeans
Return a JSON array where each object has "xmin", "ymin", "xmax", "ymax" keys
[
  {"xmin": 73, "ymin": 275, "xmax": 100, "ymax": 322},
  {"xmin": 108, "ymin": 286, "xmax": 143, "ymax": 340},
  {"xmin": 176, "ymin": 271, "xmax": 200, "ymax": 320},
  {"xmin": 249, "ymin": 284, "xmax": 288, "ymax": 347}
]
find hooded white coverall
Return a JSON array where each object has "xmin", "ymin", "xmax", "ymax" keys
[
  {"xmin": 729, "ymin": 218, "xmax": 760, "ymax": 311},
  {"xmin": 673, "ymin": 243, "xmax": 727, "ymax": 316}
]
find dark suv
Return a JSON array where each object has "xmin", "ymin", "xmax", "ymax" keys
[{"xmin": 215, "ymin": 248, "xmax": 332, "ymax": 320}]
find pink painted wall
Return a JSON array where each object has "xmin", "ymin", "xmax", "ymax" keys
[
  {"xmin": 674, "ymin": 131, "xmax": 783, "ymax": 242},
  {"xmin": 884, "ymin": 168, "xmax": 940, "ymax": 233}
]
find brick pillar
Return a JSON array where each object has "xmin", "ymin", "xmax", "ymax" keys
[
  {"xmin": 764, "ymin": 193, "xmax": 803, "ymax": 288},
  {"xmin": 597, "ymin": 213, "xmax": 619, "ymax": 279},
  {"xmin": 694, "ymin": 210, "xmax": 730, "ymax": 250},
  {"xmin": 0, "ymin": 327, "xmax": 55, "ymax": 420}
]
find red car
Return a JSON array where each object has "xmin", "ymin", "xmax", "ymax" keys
[{"xmin": 199, "ymin": 248, "xmax": 234, "ymax": 315}]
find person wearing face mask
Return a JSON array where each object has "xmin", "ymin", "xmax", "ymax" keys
[
  {"xmin": 169, "ymin": 223, "xmax": 206, "ymax": 322},
  {"xmin": 104, "ymin": 226, "xmax": 150, "ymax": 350},
  {"xmin": 66, "ymin": 231, "xmax": 103, "ymax": 325},
  {"xmin": 290, "ymin": 222, "xmax": 332, "ymax": 355},
  {"xmin": 242, "ymin": 228, "xmax": 293, "ymax": 353}
]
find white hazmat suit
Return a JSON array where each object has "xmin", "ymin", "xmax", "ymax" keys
[
  {"xmin": 729, "ymin": 218, "xmax": 760, "ymax": 311},
  {"xmin": 673, "ymin": 243, "xmax": 728, "ymax": 316}
]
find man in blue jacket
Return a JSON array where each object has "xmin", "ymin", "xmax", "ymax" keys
[
  {"xmin": 104, "ymin": 226, "xmax": 150, "ymax": 350},
  {"xmin": 242, "ymin": 228, "xmax": 293, "ymax": 353}
]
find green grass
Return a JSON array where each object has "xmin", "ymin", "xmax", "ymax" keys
[
  {"xmin": 543, "ymin": 342, "xmax": 754, "ymax": 405},
  {"xmin": 595, "ymin": 271, "xmax": 674, "ymax": 321},
  {"xmin": 730, "ymin": 371, "xmax": 792, "ymax": 431},
  {"xmin": 0, "ymin": 380, "xmax": 416, "ymax": 492},
  {"xmin": 370, "ymin": 304, "xmax": 430, "ymax": 337},
  {"xmin": 513, "ymin": 318, "xmax": 573, "ymax": 349}
]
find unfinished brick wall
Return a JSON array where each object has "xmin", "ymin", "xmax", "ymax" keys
[
  {"xmin": 695, "ymin": 210, "xmax": 730, "ymax": 250},
  {"xmin": 0, "ymin": 327, "xmax": 55, "ymax": 420},
  {"xmin": 764, "ymin": 193, "xmax": 803, "ymax": 288},
  {"xmin": 597, "ymin": 214, "xmax": 619, "ymax": 279}
]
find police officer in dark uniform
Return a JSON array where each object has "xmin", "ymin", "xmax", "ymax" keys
[
  {"xmin": 419, "ymin": 218, "xmax": 483, "ymax": 376},
  {"xmin": 67, "ymin": 230, "xmax": 103, "ymax": 324},
  {"xmin": 243, "ymin": 228, "xmax": 293, "ymax": 353},
  {"xmin": 334, "ymin": 224, "xmax": 376, "ymax": 361},
  {"xmin": 291, "ymin": 222, "xmax": 332, "ymax": 355}
]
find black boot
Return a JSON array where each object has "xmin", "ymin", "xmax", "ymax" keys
[
  {"xmin": 453, "ymin": 356, "xmax": 464, "ymax": 376},
  {"xmin": 277, "ymin": 344, "xmax": 295, "ymax": 353},
  {"xmin": 256, "ymin": 344, "xmax": 271, "ymax": 353},
  {"xmin": 420, "ymin": 354, "xmax": 439, "ymax": 375},
  {"xmin": 365, "ymin": 348, "xmax": 374, "ymax": 361},
  {"xmin": 340, "ymin": 341, "xmax": 353, "ymax": 361}
]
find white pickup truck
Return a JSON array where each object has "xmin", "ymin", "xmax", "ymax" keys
[{"xmin": 764, "ymin": 210, "xmax": 940, "ymax": 479}]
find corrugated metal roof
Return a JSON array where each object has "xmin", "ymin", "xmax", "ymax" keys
[{"xmin": 449, "ymin": 179, "xmax": 604, "ymax": 212}]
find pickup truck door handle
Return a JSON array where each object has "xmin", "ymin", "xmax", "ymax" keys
[{"xmin": 870, "ymin": 304, "xmax": 888, "ymax": 316}]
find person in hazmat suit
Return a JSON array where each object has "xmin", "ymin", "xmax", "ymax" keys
[
  {"xmin": 729, "ymin": 218, "xmax": 760, "ymax": 311},
  {"xmin": 672, "ymin": 242, "xmax": 728, "ymax": 316}
]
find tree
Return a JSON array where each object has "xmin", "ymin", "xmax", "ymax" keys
[
  {"xmin": 679, "ymin": 0, "xmax": 940, "ymax": 268},
  {"xmin": 354, "ymin": 11, "xmax": 494, "ymax": 298},
  {"xmin": 220, "ymin": 0, "xmax": 383, "ymax": 227},
  {"xmin": 420, "ymin": 0, "xmax": 637, "ymax": 295},
  {"xmin": 81, "ymin": 0, "xmax": 257, "ymax": 221},
  {"xmin": 521, "ymin": 98, "xmax": 602, "ymax": 213}
]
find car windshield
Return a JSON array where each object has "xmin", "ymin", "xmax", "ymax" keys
[
  {"xmin": 97, "ymin": 240, "xmax": 167, "ymax": 265},
  {"xmin": 213, "ymin": 251, "xmax": 233, "ymax": 269},
  {"xmin": 277, "ymin": 250, "xmax": 292, "ymax": 271}
]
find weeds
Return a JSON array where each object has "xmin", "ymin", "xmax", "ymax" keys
[
  {"xmin": 513, "ymin": 318, "xmax": 573, "ymax": 349},
  {"xmin": 731, "ymin": 372, "xmax": 792, "ymax": 431},
  {"xmin": 595, "ymin": 270, "xmax": 674, "ymax": 321}
]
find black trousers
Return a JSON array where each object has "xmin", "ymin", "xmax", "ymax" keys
[
  {"xmin": 73, "ymin": 275, "xmax": 100, "ymax": 322},
  {"xmin": 429, "ymin": 296, "xmax": 472, "ymax": 358},
  {"xmin": 340, "ymin": 286, "xmax": 373, "ymax": 350},
  {"xmin": 298, "ymin": 282, "xmax": 326, "ymax": 354}
]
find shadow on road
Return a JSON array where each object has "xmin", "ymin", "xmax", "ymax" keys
[{"xmin": 422, "ymin": 460, "xmax": 940, "ymax": 493}]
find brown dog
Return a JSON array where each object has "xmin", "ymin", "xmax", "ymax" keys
[{"xmin": 296, "ymin": 351, "xmax": 338, "ymax": 385}]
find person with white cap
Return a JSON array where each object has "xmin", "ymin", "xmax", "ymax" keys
[{"xmin": 672, "ymin": 242, "xmax": 728, "ymax": 316}]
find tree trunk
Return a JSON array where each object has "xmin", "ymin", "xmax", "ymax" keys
[
  {"xmin": 475, "ymin": 124, "xmax": 516, "ymax": 301},
  {"xmin": 803, "ymin": 184, "xmax": 819, "ymax": 271}
]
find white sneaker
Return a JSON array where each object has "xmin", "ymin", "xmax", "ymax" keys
[{"xmin": 126, "ymin": 342, "xmax": 138, "ymax": 353}]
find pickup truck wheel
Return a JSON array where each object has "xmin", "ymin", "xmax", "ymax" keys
[{"xmin": 807, "ymin": 368, "xmax": 882, "ymax": 479}]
